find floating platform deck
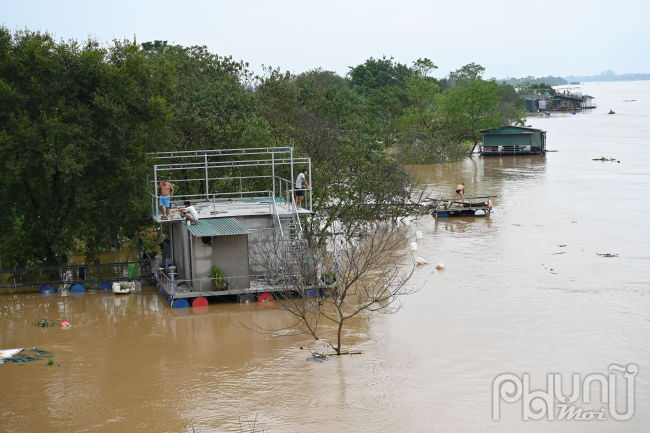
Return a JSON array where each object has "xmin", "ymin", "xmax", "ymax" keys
[
  {"xmin": 151, "ymin": 262, "xmax": 334, "ymax": 308},
  {"xmin": 428, "ymin": 196, "xmax": 493, "ymax": 217},
  {"xmin": 152, "ymin": 197, "xmax": 311, "ymax": 224}
]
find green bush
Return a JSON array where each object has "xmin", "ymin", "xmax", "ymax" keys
[{"xmin": 210, "ymin": 266, "xmax": 227, "ymax": 291}]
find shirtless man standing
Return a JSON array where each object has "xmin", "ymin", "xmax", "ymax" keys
[
  {"xmin": 157, "ymin": 177, "xmax": 174, "ymax": 220},
  {"xmin": 455, "ymin": 183, "xmax": 465, "ymax": 199}
]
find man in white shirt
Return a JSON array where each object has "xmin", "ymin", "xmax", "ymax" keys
[
  {"xmin": 295, "ymin": 168, "xmax": 310, "ymax": 209},
  {"xmin": 170, "ymin": 200, "xmax": 199, "ymax": 226}
]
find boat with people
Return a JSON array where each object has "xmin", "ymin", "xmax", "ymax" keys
[{"xmin": 428, "ymin": 196, "xmax": 493, "ymax": 217}]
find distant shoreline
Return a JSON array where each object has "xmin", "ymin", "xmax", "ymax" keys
[{"xmin": 565, "ymin": 73, "xmax": 650, "ymax": 83}]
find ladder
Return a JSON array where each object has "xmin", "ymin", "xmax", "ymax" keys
[{"xmin": 270, "ymin": 196, "xmax": 308, "ymax": 281}]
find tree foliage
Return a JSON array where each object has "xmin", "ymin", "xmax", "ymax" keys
[
  {"xmin": 442, "ymin": 78, "xmax": 504, "ymax": 153},
  {"xmin": 348, "ymin": 55, "xmax": 411, "ymax": 94},
  {"xmin": 0, "ymin": 28, "xmax": 529, "ymax": 266},
  {"xmin": 0, "ymin": 28, "xmax": 169, "ymax": 267}
]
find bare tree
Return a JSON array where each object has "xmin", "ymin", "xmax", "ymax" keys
[{"xmin": 252, "ymin": 222, "xmax": 421, "ymax": 355}]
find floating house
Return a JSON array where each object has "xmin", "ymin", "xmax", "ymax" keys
[
  {"xmin": 146, "ymin": 147, "xmax": 313, "ymax": 307},
  {"xmin": 583, "ymin": 95, "xmax": 597, "ymax": 109},
  {"xmin": 523, "ymin": 87, "xmax": 597, "ymax": 112},
  {"xmin": 480, "ymin": 126, "xmax": 547, "ymax": 156}
]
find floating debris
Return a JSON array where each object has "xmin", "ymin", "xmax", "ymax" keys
[
  {"xmin": 301, "ymin": 346, "xmax": 361, "ymax": 361},
  {"xmin": 592, "ymin": 157, "xmax": 618, "ymax": 161},
  {"xmin": 33, "ymin": 319, "xmax": 61, "ymax": 327},
  {"xmin": 1, "ymin": 348, "xmax": 53, "ymax": 364},
  {"xmin": 0, "ymin": 349, "xmax": 23, "ymax": 359},
  {"xmin": 597, "ymin": 253, "xmax": 619, "ymax": 258}
]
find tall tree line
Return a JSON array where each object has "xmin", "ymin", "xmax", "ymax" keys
[{"xmin": 0, "ymin": 29, "xmax": 526, "ymax": 267}]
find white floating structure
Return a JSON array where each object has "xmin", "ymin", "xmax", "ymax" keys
[{"xmin": 112, "ymin": 281, "xmax": 135, "ymax": 294}]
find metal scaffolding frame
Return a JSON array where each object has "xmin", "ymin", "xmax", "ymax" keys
[{"xmin": 149, "ymin": 147, "xmax": 312, "ymax": 216}]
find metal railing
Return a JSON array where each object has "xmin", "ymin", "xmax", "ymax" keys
[
  {"xmin": 154, "ymin": 268, "xmax": 261, "ymax": 297},
  {"xmin": 0, "ymin": 262, "xmax": 142, "ymax": 289},
  {"xmin": 150, "ymin": 147, "xmax": 312, "ymax": 218},
  {"xmin": 151, "ymin": 177, "xmax": 313, "ymax": 218}
]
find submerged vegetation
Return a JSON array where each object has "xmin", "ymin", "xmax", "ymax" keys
[{"xmin": 0, "ymin": 28, "xmax": 526, "ymax": 267}]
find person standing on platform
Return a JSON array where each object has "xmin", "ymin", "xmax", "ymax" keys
[
  {"xmin": 295, "ymin": 169, "xmax": 310, "ymax": 209},
  {"xmin": 157, "ymin": 177, "xmax": 174, "ymax": 220},
  {"xmin": 455, "ymin": 183, "xmax": 465, "ymax": 199}
]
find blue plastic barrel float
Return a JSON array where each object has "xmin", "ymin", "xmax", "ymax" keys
[
  {"xmin": 39, "ymin": 285, "xmax": 56, "ymax": 301},
  {"xmin": 238, "ymin": 293, "xmax": 255, "ymax": 303},
  {"xmin": 172, "ymin": 299, "xmax": 189, "ymax": 309},
  {"xmin": 40, "ymin": 285, "xmax": 56, "ymax": 294},
  {"xmin": 71, "ymin": 284, "xmax": 86, "ymax": 298},
  {"xmin": 97, "ymin": 282, "xmax": 112, "ymax": 291}
]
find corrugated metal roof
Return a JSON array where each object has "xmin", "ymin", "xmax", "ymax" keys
[
  {"xmin": 187, "ymin": 218, "xmax": 250, "ymax": 237},
  {"xmin": 481, "ymin": 126, "xmax": 546, "ymax": 134}
]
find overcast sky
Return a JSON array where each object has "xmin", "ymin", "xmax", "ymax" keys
[{"xmin": 3, "ymin": 0, "xmax": 649, "ymax": 79}]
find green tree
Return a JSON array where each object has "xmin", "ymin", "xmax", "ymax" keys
[
  {"xmin": 0, "ymin": 28, "xmax": 169, "ymax": 266},
  {"xmin": 348, "ymin": 56, "xmax": 411, "ymax": 93},
  {"xmin": 141, "ymin": 42, "xmax": 268, "ymax": 197},
  {"xmin": 498, "ymin": 83, "xmax": 527, "ymax": 126},
  {"xmin": 397, "ymin": 76, "xmax": 469, "ymax": 163},
  {"xmin": 442, "ymin": 78, "xmax": 503, "ymax": 153},
  {"xmin": 142, "ymin": 42, "xmax": 259, "ymax": 151},
  {"xmin": 255, "ymin": 68, "xmax": 416, "ymax": 245},
  {"xmin": 411, "ymin": 58, "xmax": 438, "ymax": 78},
  {"xmin": 363, "ymin": 85, "xmax": 405, "ymax": 148}
]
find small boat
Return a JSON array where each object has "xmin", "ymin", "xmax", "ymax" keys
[
  {"xmin": 112, "ymin": 281, "xmax": 135, "ymax": 294},
  {"xmin": 608, "ymin": 109, "xmax": 615, "ymax": 114}
]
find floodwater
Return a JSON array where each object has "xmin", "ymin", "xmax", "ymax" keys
[{"xmin": 1, "ymin": 81, "xmax": 649, "ymax": 432}]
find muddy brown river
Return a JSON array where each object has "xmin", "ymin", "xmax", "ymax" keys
[{"xmin": 1, "ymin": 81, "xmax": 649, "ymax": 432}]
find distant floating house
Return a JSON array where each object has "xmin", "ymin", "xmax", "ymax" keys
[
  {"xmin": 583, "ymin": 94, "xmax": 597, "ymax": 109},
  {"xmin": 523, "ymin": 86, "xmax": 597, "ymax": 112},
  {"xmin": 480, "ymin": 126, "xmax": 547, "ymax": 156}
]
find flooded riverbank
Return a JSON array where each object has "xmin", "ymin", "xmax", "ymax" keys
[{"xmin": 1, "ymin": 80, "xmax": 649, "ymax": 432}]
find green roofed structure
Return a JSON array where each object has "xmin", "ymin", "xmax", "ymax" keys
[
  {"xmin": 147, "ymin": 147, "xmax": 313, "ymax": 305},
  {"xmin": 187, "ymin": 218, "xmax": 251, "ymax": 237},
  {"xmin": 480, "ymin": 126, "xmax": 547, "ymax": 156}
]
